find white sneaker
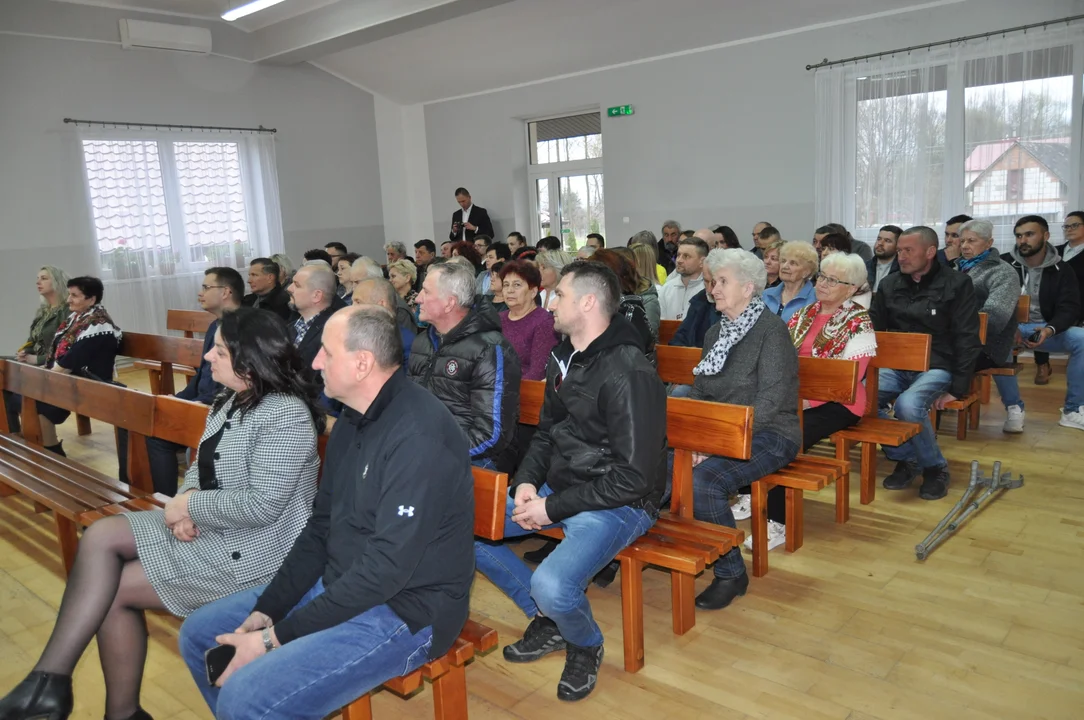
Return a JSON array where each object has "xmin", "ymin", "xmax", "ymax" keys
[
  {"xmin": 743, "ymin": 520, "xmax": 786, "ymax": 551},
  {"xmin": 731, "ymin": 495, "xmax": 751, "ymax": 520},
  {"xmin": 1059, "ymin": 406, "xmax": 1084, "ymax": 431},
  {"xmin": 1003, "ymin": 405, "xmax": 1025, "ymax": 433}
]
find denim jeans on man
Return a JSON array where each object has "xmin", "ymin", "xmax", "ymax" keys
[
  {"xmin": 473, "ymin": 483, "xmax": 654, "ymax": 647},
  {"xmin": 877, "ymin": 368, "xmax": 952, "ymax": 469},
  {"xmin": 994, "ymin": 323, "xmax": 1084, "ymax": 413},
  {"xmin": 178, "ymin": 579, "xmax": 433, "ymax": 720}
]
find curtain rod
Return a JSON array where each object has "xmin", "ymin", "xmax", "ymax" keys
[
  {"xmin": 806, "ymin": 13, "xmax": 1084, "ymax": 71},
  {"xmin": 63, "ymin": 118, "xmax": 276, "ymax": 134}
]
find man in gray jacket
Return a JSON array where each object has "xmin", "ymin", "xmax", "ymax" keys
[{"xmin": 956, "ymin": 220, "xmax": 1023, "ymax": 432}]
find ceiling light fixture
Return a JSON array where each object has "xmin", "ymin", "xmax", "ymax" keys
[{"xmin": 221, "ymin": 0, "xmax": 288, "ymax": 22}]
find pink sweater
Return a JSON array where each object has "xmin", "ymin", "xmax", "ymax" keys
[{"xmin": 500, "ymin": 308, "xmax": 559, "ymax": 381}]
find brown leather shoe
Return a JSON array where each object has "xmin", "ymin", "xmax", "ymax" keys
[{"xmin": 1035, "ymin": 363, "xmax": 1052, "ymax": 385}]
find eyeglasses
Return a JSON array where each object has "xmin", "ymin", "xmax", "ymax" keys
[
  {"xmin": 814, "ymin": 272, "xmax": 855, "ymax": 288},
  {"xmin": 1063, "ymin": 222, "xmax": 1083, "ymax": 231},
  {"xmin": 200, "ymin": 284, "xmax": 226, "ymax": 291}
]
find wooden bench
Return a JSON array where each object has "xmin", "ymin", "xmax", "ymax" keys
[
  {"xmin": 830, "ymin": 332, "xmax": 931, "ymax": 508},
  {"xmin": 656, "ymin": 345, "xmax": 700, "ymax": 385},
  {"xmin": 0, "ymin": 360, "xmax": 157, "ymax": 572},
  {"xmin": 121, "ymin": 332, "xmax": 205, "ymax": 397},
  {"xmin": 517, "ymin": 379, "xmax": 749, "ymax": 672},
  {"xmin": 167, "ymin": 308, "xmax": 215, "ymax": 338},
  {"xmin": 979, "ymin": 295, "xmax": 1030, "ymax": 405},
  {"xmin": 932, "ymin": 312, "xmax": 987, "ymax": 440},
  {"xmin": 658, "ymin": 319, "xmax": 681, "ymax": 345}
]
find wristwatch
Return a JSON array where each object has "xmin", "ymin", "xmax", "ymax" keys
[{"xmin": 261, "ymin": 627, "xmax": 276, "ymax": 653}]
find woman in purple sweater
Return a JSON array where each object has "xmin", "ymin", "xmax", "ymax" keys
[{"xmin": 498, "ymin": 260, "xmax": 558, "ymax": 380}]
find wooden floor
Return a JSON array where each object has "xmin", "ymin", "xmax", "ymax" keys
[{"xmin": 2, "ymin": 366, "xmax": 1083, "ymax": 720}]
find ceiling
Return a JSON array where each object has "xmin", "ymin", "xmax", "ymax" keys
[{"xmin": 51, "ymin": 0, "xmax": 958, "ymax": 103}]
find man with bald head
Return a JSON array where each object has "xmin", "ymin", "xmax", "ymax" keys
[
  {"xmin": 869, "ymin": 225, "xmax": 982, "ymax": 501},
  {"xmin": 350, "ymin": 257, "xmax": 418, "ymax": 333},
  {"xmin": 353, "ymin": 277, "xmax": 415, "ymax": 371},
  {"xmin": 287, "ymin": 263, "xmax": 346, "ymax": 392}
]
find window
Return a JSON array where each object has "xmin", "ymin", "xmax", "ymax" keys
[
  {"xmin": 81, "ymin": 137, "xmax": 263, "ymax": 279},
  {"xmin": 527, "ymin": 112, "xmax": 605, "ymax": 249}
]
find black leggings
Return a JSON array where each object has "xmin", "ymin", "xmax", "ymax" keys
[
  {"xmin": 763, "ymin": 403, "xmax": 861, "ymax": 523},
  {"xmin": 33, "ymin": 516, "xmax": 165, "ymax": 720}
]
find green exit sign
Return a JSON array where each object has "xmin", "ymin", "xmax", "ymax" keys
[{"xmin": 607, "ymin": 104, "xmax": 634, "ymax": 117}]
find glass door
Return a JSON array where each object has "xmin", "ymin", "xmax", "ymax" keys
[{"xmin": 530, "ymin": 170, "xmax": 605, "ymax": 251}]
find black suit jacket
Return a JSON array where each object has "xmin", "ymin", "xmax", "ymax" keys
[
  {"xmin": 449, "ymin": 205, "xmax": 494, "ymax": 242},
  {"xmin": 1057, "ymin": 242, "xmax": 1084, "ymax": 323},
  {"xmin": 242, "ymin": 283, "xmax": 292, "ymax": 321},
  {"xmin": 288, "ymin": 296, "xmax": 347, "ymax": 389}
]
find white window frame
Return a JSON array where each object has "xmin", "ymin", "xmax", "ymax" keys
[{"xmin": 526, "ymin": 110, "xmax": 605, "ymax": 246}]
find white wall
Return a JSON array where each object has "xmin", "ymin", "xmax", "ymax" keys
[
  {"xmin": 0, "ymin": 33, "xmax": 383, "ymax": 349},
  {"xmin": 423, "ymin": 0, "xmax": 1082, "ymax": 246}
]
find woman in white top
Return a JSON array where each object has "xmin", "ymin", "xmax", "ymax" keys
[{"xmin": 535, "ymin": 250, "xmax": 575, "ymax": 311}]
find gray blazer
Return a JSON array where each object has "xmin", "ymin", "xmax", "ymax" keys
[{"xmin": 179, "ymin": 392, "xmax": 320, "ymax": 587}]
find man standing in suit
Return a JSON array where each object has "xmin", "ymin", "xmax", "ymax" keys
[{"xmin": 449, "ymin": 187, "xmax": 494, "ymax": 243}]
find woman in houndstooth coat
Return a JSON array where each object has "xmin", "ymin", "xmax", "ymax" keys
[{"xmin": 0, "ymin": 307, "xmax": 325, "ymax": 720}]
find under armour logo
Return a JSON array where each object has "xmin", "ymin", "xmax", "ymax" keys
[{"xmin": 398, "ymin": 505, "xmax": 415, "ymax": 517}]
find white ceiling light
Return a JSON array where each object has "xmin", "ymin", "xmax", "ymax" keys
[{"xmin": 221, "ymin": 0, "xmax": 288, "ymax": 22}]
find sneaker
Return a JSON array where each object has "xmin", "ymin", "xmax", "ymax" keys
[
  {"xmin": 743, "ymin": 520, "xmax": 785, "ymax": 551},
  {"xmin": 502, "ymin": 616, "xmax": 566, "ymax": 663},
  {"xmin": 882, "ymin": 459, "xmax": 919, "ymax": 490},
  {"xmin": 919, "ymin": 465, "xmax": 950, "ymax": 500},
  {"xmin": 557, "ymin": 643, "xmax": 603, "ymax": 702},
  {"xmin": 1059, "ymin": 406, "xmax": 1084, "ymax": 431},
  {"xmin": 1003, "ymin": 405, "xmax": 1025, "ymax": 434},
  {"xmin": 731, "ymin": 494, "xmax": 752, "ymax": 520},
  {"xmin": 1035, "ymin": 363, "xmax": 1052, "ymax": 385}
]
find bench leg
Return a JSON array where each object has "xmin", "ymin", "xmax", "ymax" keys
[
  {"xmin": 55, "ymin": 515, "xmax": 78, "ymax": 576},
  {"xmin": 956, "ymin": 410, "xmax": 968, "ymax": 441},
  {"xmin": 146, "ymin": 369, "xmax": 163, "ymax": 396},
  {"xmin": 751, "ymin": 481, "xmax": 769, "ymax": 578},
  {"xmin": 980, "ymin": 374, "xmax": 991, "ymax": 404},
  {"xmin": 342, "ymin": 695, "xmax": 373, "ymax": 720},
  {"xmin": 618, "ymin": 555, "xmax": 645, "ymax": 673},
  {"xmin": 834, "ymin": 440, "xmax": 851, "ymax": 524},
  {"xmin": 431, "ymin": 662, "xmax": 468, "ymax": 720},
  {"xmin": 968, "ymin": 399, "xmax": 981, "ymax": 430},
  {"xmin": 784, "ymin": 488, "xmax": 803, "ymax": 553},
  {"xmin": 76, "ymin": 415, "xmax": 92, "ymax": 436},
  {"xmin": 860, "ymin": 442, "xmax": 877, "ymax": 506},
  {"xmin": 670, "ymin": 571, "xmax": 696, "ymax": 636}
]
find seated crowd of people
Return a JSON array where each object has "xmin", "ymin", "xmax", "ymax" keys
[{"xmin": 2, "ymin": 202, "xmax": 1082, "ymax": 718}]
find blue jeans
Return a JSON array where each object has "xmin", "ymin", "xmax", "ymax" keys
[
  {"xmin": 994, "ymin": 324, "xmax": 1084, "ymax": 413},
  {"xmin": 473, "ymin": 484, "xmax": 654, "ymax": 647},
  {"xmin": 878, "ymin": 368, "xmax": 951, "ymax": 470},
  {"xmin": 472, "ymin": 456, "xmax": 497, "ymax": 470},
  {"xmin": 666, "ymin": 432, "xmax": 799, "ymax": 580},
  {"xmin": 178, "ymin": 580, "xmax": 433, "ymax": 720}
]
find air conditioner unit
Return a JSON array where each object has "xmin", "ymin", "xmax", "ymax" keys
[{"xmin": 119, "ymin": 19, "xmax": 212, "ymax": 55}]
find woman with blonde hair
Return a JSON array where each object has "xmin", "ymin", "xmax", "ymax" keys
[
  {"xmin": 387, "ymin": 259, "xmax": 418, "ymax": 309},
  {"xmin": 270, "ymin": 253, "xmax": 295, "ymax": 287},
  {"xmin": 535, "ymin": 250, "xmax": 575, "ymax": 311},
  {"xmin": 4, "ymin": 266, "xmax": 71, "ymax": 433},
  {"xmin": 763, "ymin": 241, "xmax": 818, "ymax": 321}
]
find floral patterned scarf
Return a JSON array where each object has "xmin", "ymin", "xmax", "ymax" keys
[
  {"xmin": 787, "ymin": 300, "xmax": 876, "ymax": 360},
  {"xmin": 47, "ymin": 304, "xmax": 122, "ymax": 367}
]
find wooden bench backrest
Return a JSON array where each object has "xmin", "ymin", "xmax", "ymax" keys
[
  {"xmin": 667, "ymin": 397, "xmax": 753, "ymax": 517},
  {"xmin": 865, "ymin": 332, "xmax": 932, "ymax": 416},
  {"xmin": 519, "ymin": 379, "xmax": 545, "ymax": 426},
  {"xmin": 658, "ymin": 319, "xmax": 680, "ymax": 345},
  {"xmin": 120, "ymin": 332, "xmax": 204, "ymax": 369},
  {"xmin": 798, "ymin": 356, "xmax": 859, "ymax": 405},
  {"xmin": 1016, "ymin": 295, "xmax": 1030, "ymax": 323},
  {"xmin": 656, "ymin": 345, "xmax": 701, "ymax": 385},
  {"xmin": 168, "ymin": 309, "xmax": 215, "ymax": 338},
  {"xmin": 153, "ymin": 395, "xmax": 208, "ymax": 449},
  {"xmin": 471, "ymin": 467, "xmax": 509, "ymax": 541}
]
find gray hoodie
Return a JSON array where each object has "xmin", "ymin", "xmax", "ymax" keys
[
  {"xmin": 1010, "ymin": 244, "xmax": 1060, "ymax": 323},
  {"xmin": 958, "ymin": 251, "xmax": 1021, "ymax": 363}
]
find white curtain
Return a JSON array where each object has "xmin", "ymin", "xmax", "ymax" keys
[
  {"xmin": 72, "ymin": 127, "xmax": 284, "ymax": 336},
  {"xmin": 815, "ymin": 24, "xmax": 1082, "ymax": 248}
]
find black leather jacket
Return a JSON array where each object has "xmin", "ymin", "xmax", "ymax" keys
[
  {"xmin": 869, "ymin": 259, "xmax": 982, "ymax": 398},
  {"xmin": 513, "ymin": 315, "xmax": 668, "ymax": 523},
  {"xmin": 408, "ymin": 303, "xmax": 521, "ymax": 461}
]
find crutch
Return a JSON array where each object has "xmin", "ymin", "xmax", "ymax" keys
[{"xmin": 915, "ymin": 460, "xmax": 1023, "ymax": 560}]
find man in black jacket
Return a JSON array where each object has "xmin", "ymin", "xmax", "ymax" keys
[
  {"xmin": 867, "ymin": 224, "xmax": 902, "ymax": 291},
  {"xmin": 475, "ymin": 261, "xmax": 667, "ymax": 702},
  {"xmin": 410, "ymin": 261, "xmax": 520, "ymax": 468},
  {"xmin": 1030, "ymin": 211, "xmax": 1084, "ymax": 384},
  {"xmin": 178, "ymin": 306, "xmax": 475, "ymax": 719},
  {"xmin": 449, "ymin": 187, "xmax": 494, "ymax": 243},
  {"xmin": 870, "ymin": 226, "xmax": 982, "ymax": 500},
  {"xmin": 242, "ymin": 258, "xmax": 291, "ymax": 320},
  {"xmin": 287, "ymin": 263, "xmax": 346, "ymax": 393},
  {"xmin": 998, "ymin": 215, "xmax": 1084, "ymax": 431}
]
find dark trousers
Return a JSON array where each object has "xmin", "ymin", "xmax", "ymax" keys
[
  {"xmin": 145, "ymin": 435, "xmax": 185, "ymax": 496},
  {"xmin": 3, "ymin": 390, "xmax": 20, "ymax": 433},
  {"xmin": 1035, "ymin": 351, "xmax": 1049, "ymax": 365},
  {"xmin": 761, "ymin": 403, "xmax": 861, "ymax": 523}
]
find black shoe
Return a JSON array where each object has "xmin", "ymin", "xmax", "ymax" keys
[
  {"xmin": 44, "ymin": 442, "xmax": 66, "ymax": 458},
  {"xmin": 108, "ymin": 709, "xmax": 154, "ymax": 720},
  {"xmin": 592, "ymin": 561, "xmax": 619, "ymax": 588},
  {"xmin": 882, "ymin": 460, "xmax": 919, "ymax": 490},
  {"xmin": 919, "ymin": 465, "xmax": 950, "ymax": 500},
  {"xmin": 557, "ymin": 643, "xmax": 603, "ymax": 702},
  {"xmin": 694, "ymin": 573, "xmax": 749, "ymax": 610},
  {"xmin": 502, "ymin": 616, "xmax": 566, "ymax": 663},
  {"xmin": 0, "ymin": 671, "xmax": 73, "ymax": 720},
  {"xmin": 523, "ymin": 539, "xmax": 558, "ymax": 565}
]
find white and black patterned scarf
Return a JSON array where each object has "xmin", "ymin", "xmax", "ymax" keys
[{"xmin": 693, "ymin": 296, "xmax": 765, "ymax": 376}]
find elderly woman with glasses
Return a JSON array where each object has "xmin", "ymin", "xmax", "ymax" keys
[
  {"xmin": 763, "ymin": 241, "xmax": 817, "ymax": 321},
  {"xmin": 668, "ymin": 249, "xmax": 799, "ymax": 611}
]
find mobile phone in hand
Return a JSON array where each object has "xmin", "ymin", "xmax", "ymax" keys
[
  {"xmin": 205, "ymin": 644, "xmax": 237, "ymax": 686},
  {"xmin": 1028, "ymin": 329, "xmax": 1044, "ymax": 344}
]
